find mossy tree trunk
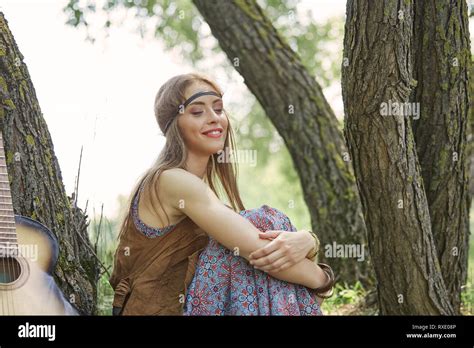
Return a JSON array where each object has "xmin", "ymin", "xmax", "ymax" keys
[
  {"xmin": 192, "ymin": 0, "xmax": 373, "ymax": 286},
  {"xmin": 469, "ymin": 60, "xmax": 474, "ymax": 197},
  {"xmin": 342, "ymin": 0, "xmax": 456, "ymax": 315},
  {"xmin": 412, "ymin": 0, "xmax": 471, "ymax": 314},
  {"xmin": 0, "ymin": 12, "xmax": 98, "ymax": 314}
]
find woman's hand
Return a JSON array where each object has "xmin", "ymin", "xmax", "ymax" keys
[{"xmin": 248, "ymin": 230, "xmax": 315, "ymax": 272}]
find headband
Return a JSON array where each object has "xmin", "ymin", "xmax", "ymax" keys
[{"xmin": 163, "ymin": 90, "xmax": 222, "ymax": 134}]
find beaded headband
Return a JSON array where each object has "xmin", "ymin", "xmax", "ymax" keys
[{"xmin": 163, "ymin": 90, "xmax": 222, "ymax": 134}]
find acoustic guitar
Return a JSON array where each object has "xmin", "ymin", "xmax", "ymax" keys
[{"xmin": 0, "ymin": 133, "xmax": 76, "ymax": 314}]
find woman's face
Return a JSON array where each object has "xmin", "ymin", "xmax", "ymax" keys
[{"xmin": 177, "ymin": 82, "xmax": 228, "ymax": 156}]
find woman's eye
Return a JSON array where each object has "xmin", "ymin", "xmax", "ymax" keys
[{"xmin": 191, "ymin": 109, "xmax": 222, "ymax": 115}]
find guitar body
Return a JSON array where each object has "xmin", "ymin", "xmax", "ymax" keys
[{"xmin": 0, "ymin": 215, "xmax": 72, "ymax": 315}]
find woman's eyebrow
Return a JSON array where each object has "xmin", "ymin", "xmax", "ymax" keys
[{"xmin": 188, "ymin": 98, "xmax": 223, "ymax": 106}]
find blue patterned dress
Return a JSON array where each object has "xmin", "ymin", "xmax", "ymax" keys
[{"xmin": 132, "ymin": 187, "xmax": 323, "ymax": 316}]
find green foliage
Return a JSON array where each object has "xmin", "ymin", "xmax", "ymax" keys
[
  {"xmin": 319, "ymin": 280, "xmax": 377, "ymax": 315},
  {"xmin": 64, "ymin": 0, "xmax": 206, "ymax": 61},
  {"xmin": 461, "ymin": 282, "xmax": 474, "ymax": 315},
  {"xmin": 88, "ymin": 207, "xmax": 120, "ymax": 315},
  {"xmin": 258, "ymin": 0, "xmax": 344, "ymax": 87},
  {"xmin": 63, "ymin": 0, "xmax": 344, "ymax": 85},
  {"xmin": 462, "ymin": 206, "xmax": 474, "ymax": 315},
  {"xmin": 96, "ymin": 272, "xmax": 115, "ymax": 315},
  {"xmin": 237, "ymin": 132, "xmax": 311, "ymax": 229},
  {"xmin": 324, "ymin": 281, "xmax": 365, "ymax": 307}
]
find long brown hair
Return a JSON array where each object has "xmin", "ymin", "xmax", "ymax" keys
[{"xmin": 117, "ymin": 72, "xmax": 245, "ymax": 240}]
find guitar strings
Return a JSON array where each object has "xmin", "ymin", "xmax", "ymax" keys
[
  {"xmin": 1, "ymin": 224, "xmax": 14, "ymax": 315},
  {"xmin": 4, "ymin": 214, "xmax": 15, "ymax": 314},
  {"xmin": 0, "ymin": 141, "xmax": 13, "ymax": 314},
  {"xmin": 9, "ymin": 205, "xmax": 18, "ymax": 314},
  {"xmin": 0, "ymin": 148, "xmax": 16, "ymax": 314},
  {"xmin": 0, "ymin": 150, "xmax": 5, "ymax": 313},
  {"xmin": 0, "ymin": 176, "xmax": 16, "ymax": 314},
  {"xmin": 1, "ymin": 140, "xmax": 22, "ymax": 314},
  {"xmin": 1, "ymin": 236, "xmax": 5, "ymax": 314},
  {"xmin": 10, "ymin": 232, "xmax": 17, "ymax": 314},
  {"xmin": 0, "ymin": 170, "xmax": 5, "ymax": 313},
  {"xmin": 0, "ymin": 207, "xmax": 12, "ymax": 314},
  {"xmin": 7, "ymin": 205, "xmax": 15, "ymax": 314}
]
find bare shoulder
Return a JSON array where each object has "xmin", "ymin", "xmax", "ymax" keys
[
  {"xmin": 159, "ymin": 168, "xmax": 208, "ymax": 201},
  {"xmin": 160, "ymin": 167, "xmax": 193, "ymax": 181},
  {"xmin": 160, "ymin": 168, "xmax": 202, "ymax": 187}
]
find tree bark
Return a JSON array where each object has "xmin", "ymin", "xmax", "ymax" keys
[
  {"xmin": 0, "ymin": 12, "xmax": 98, "ymax": 314},
  {"xmin": 342, "ymin": 0, "xmax": 455, "ymax": 314},
  {"xmin": 469, "ymin": 60, "xmax": 474, "ymax": 197},
  {"xmin": 192, "ymin": 0, "xmax": 373, "ymax": 286},
  {"xmin": 411, "ymin": 0, "xmax": 471, "ymax": 314}
]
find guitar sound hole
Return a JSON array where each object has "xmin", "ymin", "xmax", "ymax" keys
[{"xmin": 0, "ymin": 257, "xmax": 22, "ymax": 284}]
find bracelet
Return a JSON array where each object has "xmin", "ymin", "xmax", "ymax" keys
[
  {"xmin": 314, "ymin": 263, "xmax": 335, "ymax": 299},
  {"xmin": 306, "ymin": 230, "xmax": 320, "ymax": 262}
]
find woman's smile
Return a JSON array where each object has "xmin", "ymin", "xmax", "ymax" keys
[{"xmin": 202, "ymin": 127, "xmax": 224, "ymax": 138}]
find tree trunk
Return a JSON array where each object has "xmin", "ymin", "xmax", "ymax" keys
[
  {"xmin": 342, "ymin": 0, "xmax": 455, "ymax": 314},
  {"xmin": 0, "ymin": 12, "xmax": 98, "ymax": 314},
  {"xmin": 412, "ymin": 0, "xmax": 471, "ymax": 314},
  {"xmin": 469, "ymin": 60, "xmax": 474, "ymax": 197},
  {"xmin": 192, "ymin": 0, "xmax": 373, "ymax": 286}
]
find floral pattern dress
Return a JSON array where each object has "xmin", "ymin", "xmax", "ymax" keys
[{"xmin": 182, "ymin": 205, "xmax": 323, "ymax": 316}]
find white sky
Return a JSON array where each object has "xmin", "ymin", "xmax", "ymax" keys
[{"xmin": 0, "ymin": 0, "xmax": 346, "ymax": 219}]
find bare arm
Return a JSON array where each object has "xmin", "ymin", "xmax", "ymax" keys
[{"xmin": 160, "ymin": 168, "xmax": 327, "ymax": 290}]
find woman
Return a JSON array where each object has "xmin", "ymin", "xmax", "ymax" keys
[{"xmin": 110, "ymin": 73, "xmax": 335, "ymax": 316}]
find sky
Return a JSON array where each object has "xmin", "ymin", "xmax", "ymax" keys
[{"xmin": 0, "ymin": 0, "xmax": 354, "ymax": 219}]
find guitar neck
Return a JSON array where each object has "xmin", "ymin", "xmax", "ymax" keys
[{"xmin": 0, "ymin": 133, "xmax": 18, "ymax": 255}]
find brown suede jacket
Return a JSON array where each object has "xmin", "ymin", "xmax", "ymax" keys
[{"xmin": 109, "ymin": 215, "xmax": 209, "ymax": 315}]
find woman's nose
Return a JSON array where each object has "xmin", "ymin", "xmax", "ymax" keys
[{"xmin": 207, "ymin": 107, "xmax": 220, "ymax": 121}]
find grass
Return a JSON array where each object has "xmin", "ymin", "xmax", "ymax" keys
[
  {"xmin": 321, "ymin": 281, "xmax": 378, "ymax": 315},
  {"xmin": 88, "ymin": 206, "xmax": 118, "ymax": 316},
  {"xmin": 460, "ymin": 204, "xmax": 474, "ymax": 315},
  {"xmin": 97, "ymin": 274, "xmax": 114, "ymax": 315}
]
